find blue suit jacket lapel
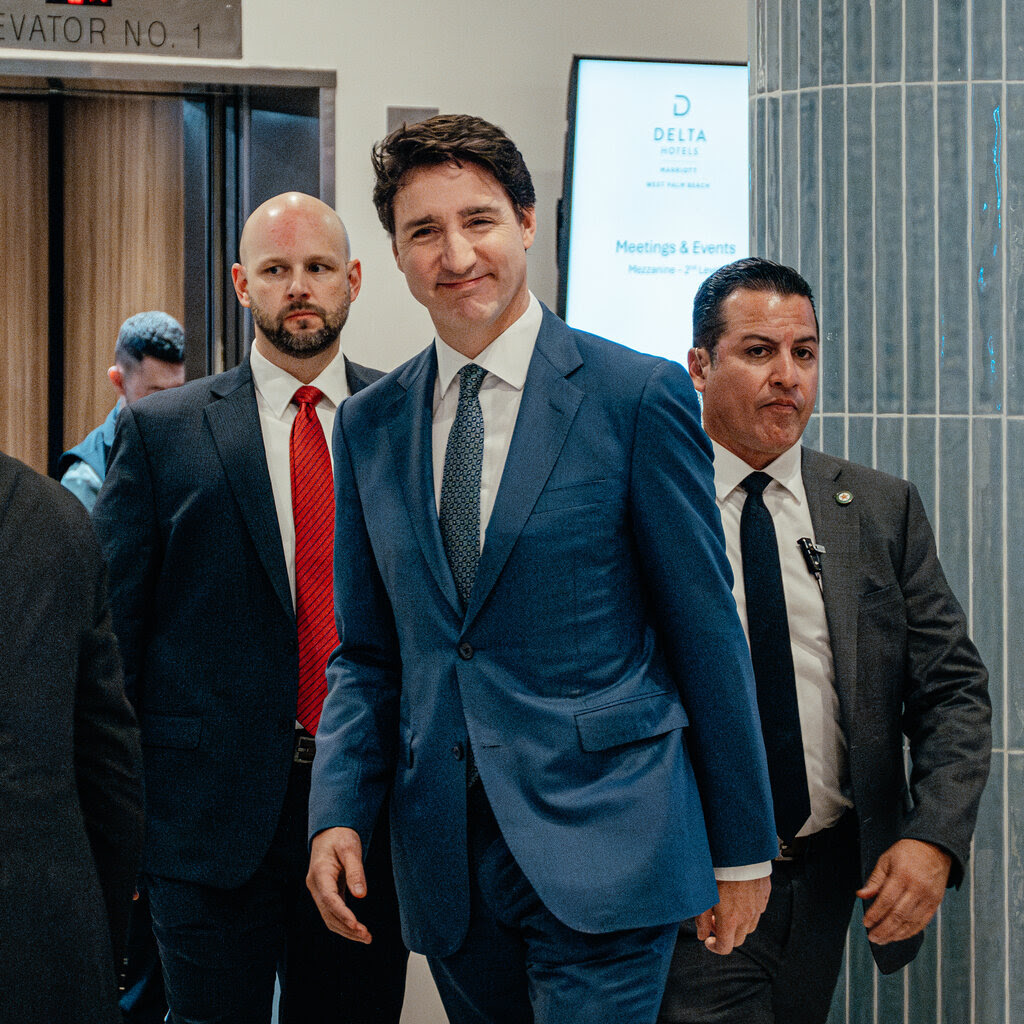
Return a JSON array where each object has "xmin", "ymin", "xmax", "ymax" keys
[
  {"xmin": 464, "ymin": 309, "xmax": 584, "ymax": 626},
  {"xmin": 386, "ymin": 347, "xmax": 462, "ymax": 614},
  {"xmin": 802, "ymin": 446, "xmax": 859, "ymax": 704},
  {"xmin": 205, "ymin": 361, "xmax": 294, "ymax": 622}
]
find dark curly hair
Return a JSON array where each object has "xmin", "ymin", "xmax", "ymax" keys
[
  {"xmin": 371, "ymin": 114, "xmax": 536, "ymax": 236},
  {"xmin": 115, "ymin": 311, "xmax": 185, "ymax": 367}
]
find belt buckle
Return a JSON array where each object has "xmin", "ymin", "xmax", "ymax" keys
[
  {"xmin": 775, "ymin": 835, "xmax": 804, "ymax": 862},
  {"xmin": 293, "ymin": 734, "xmax": 316, "ymax": 766}
]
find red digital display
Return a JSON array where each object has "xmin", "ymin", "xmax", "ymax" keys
[{"xmin": 46, "ymin": 1, "xmax": 114, "ymax": 5}]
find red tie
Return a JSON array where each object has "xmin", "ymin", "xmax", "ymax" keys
[{"xmin": 290, "ymin": 385, "xmax": 335, "ymax": 734}]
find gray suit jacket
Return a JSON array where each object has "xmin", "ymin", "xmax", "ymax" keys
[{"xmin": 802, "ymin": 446, "xmax": 991, "ymax": 972}]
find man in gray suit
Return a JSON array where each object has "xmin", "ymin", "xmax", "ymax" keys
[{"xmin": 658, "ymin": 258, "xmax": 991, "ymax": 1024}]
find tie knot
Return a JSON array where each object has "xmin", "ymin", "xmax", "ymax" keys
[
  {"xmin": 742, "ymin": 471, "xmax": 773, "ymax": 499},
  {"xmin": 458, "ymin": 363, "xmax": 487, "ymax": 399},
  {"xmin": 293, "ymin": 385, "xmax": 324, "ymax": 409}
]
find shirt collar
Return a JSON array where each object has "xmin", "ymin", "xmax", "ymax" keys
[
  {"xmin": 434, "ymin": 293, "xmax": 542, "ymax": 399},
  {"xmin": 710, "ymin": 439, "xmax": 804, "ymax": 505},
  {"xmin": 249, "ymin": 341, "xmax": 350, "ymax": 418}
]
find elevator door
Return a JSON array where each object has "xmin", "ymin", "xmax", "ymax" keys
[
  {"xmin": 1, "ymin": 100, "xmax": 51, "ymax": 472},
  {"xmin": 0, "ymin": 70, "xmax": 329, "ymax": 476},
  {"xmin": 61, "ymin": 94, "xmax": 186, "ymax": 456}
]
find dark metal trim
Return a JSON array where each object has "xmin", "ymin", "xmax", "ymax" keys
[
  {"xmin": 182, "ymin": 98, "xmax": 212, "ymax": 382},
  {"xmin": 319, "ymin": 86, "xmax": 336, "ymax": 208},
  {"xmin": 46, "ymin": 89, "xmax": 65, "ymax": 477},
  {"xmin": 0, "ymin": 58, "xmax": 335, "ymax": 90}
]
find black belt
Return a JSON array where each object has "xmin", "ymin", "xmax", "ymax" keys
[
  {"xmin": 775, "ymin": 834, "xmax": 813, "ymax": 862},
  {"xmin": 775, "ymin": 810, "xmax": 855, "ymax": 862},
  {"xmin": 293, "ymin": 730, "xmax": 316, "ymax": 766}
]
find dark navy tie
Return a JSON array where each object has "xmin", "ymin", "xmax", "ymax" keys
[
  {"xmin": 740, "ymin": 471, "xmax": 811, "ymax": 842},
  {"xmin": 439, "ymin": 363, "xmax": 487, "ymax": 609}
]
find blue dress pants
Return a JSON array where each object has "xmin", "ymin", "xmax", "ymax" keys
[{"xmin": 428, "ymin": 781, "xmax": 679, "ymax": 1024}]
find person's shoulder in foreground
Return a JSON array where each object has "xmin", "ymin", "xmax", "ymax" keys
[{"xmin": 0, "ymin": 449, "xmax": 143, "ymax": 1024}]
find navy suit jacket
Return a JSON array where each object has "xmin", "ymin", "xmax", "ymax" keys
[
  {"xmin": 802, "ymin": 447, "xmax": 991, "ymax": 972},
  {"xmin": 309, "ymin": 307, "xmax": 777, "ymax": 956},
  {"xmin": 93, "ymin": 356, "xmax": 381, "ymax": 887}
]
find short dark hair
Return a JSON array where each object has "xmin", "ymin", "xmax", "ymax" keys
[
  {"xmin": 371, "ymin": 114, "xmax": 536, "ymax": 236},
  {"xmin": 115, "ymin": 311, "xmax": 186, "ymax": 369},
  {"xmin": 693, "ymin": 258, "xmax": 818, "ymax": 358}
]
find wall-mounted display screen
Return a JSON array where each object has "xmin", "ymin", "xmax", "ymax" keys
[{"xmin": 557, "ymin": 57, "xmax": 749, "ymax": 361}]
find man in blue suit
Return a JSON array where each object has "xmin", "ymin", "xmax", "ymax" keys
[
  {"xmin": 306, "ymin": 115, "xmax": 778, "ymax": 1023},
  {"xmin": 94, "ymin": 193, "xmax": 407, "ymax": 1024}
]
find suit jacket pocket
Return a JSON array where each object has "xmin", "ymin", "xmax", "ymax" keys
[
  {"xmin": 859, "ymin": 583, "xmax": 900, "ymax": 608},
  {"xmin": 532, "ymin": 479, "xmax": 609, "ymax": 514},
  {"xmin": 141, "ymin": 713, "xmax": 202, "ymax": 750},
  {"xmin": 574, "ymin": 690, "xmax": 688, "ymax": 752}
]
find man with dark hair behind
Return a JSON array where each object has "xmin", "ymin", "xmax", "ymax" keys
[
  {"xmin": 59, "ymin": 310, "xmax": 186, "ymax": 512},
  {"xmin": 658, "ymin": 257, "xmax": 991, "ymax": 1024},
  {"xmin": 306, "ymin": 114, "xmax": 777, "ymax": 1024}
]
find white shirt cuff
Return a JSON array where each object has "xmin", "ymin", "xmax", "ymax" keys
[{"xmin": 713, "ymin": 861, "xmax": 772, "ymax": 881}]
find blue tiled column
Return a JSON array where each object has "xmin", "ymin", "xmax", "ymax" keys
[{"xmin": 750, "ymin": 2, "xmax": 1020, "ymax": 1021}]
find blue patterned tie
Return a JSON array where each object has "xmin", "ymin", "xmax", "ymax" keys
[
  {"xmin": 740, "ymin": 471, "xmax": 811, "ymax": 842},
  {"xmin": 440, "ymin": 363, "xmax": 487, "ymax": 609}
]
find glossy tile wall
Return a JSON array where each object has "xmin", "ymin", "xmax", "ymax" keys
[{"xmin": 749, "ymin": 2, "xmax": 1021, "ymax": 1021}]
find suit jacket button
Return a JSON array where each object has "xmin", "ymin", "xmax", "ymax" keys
[
  {"xmin": 452, "ymin": 743, "xmax": 465, "ymax": 761},
  {"xmin": 458, "ymin": 641, "xmax": 473, "ymax": 660}
]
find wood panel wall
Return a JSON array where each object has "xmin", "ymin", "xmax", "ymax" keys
[
  {"xmin": 0, "ymin": 101, "xmax": 50, "ymax": 472},
  {"xmin": 62, "ymin": 95, "xmax": 186, "ymax": 450}
]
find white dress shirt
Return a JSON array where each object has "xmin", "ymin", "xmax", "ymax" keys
[
  {"xmin": 711, "ymin": 440, "xmax": 853, "ymax": 841},
  {"xmin": 249, "ymin": 342, "xmax": 351, "ymax": 608}
]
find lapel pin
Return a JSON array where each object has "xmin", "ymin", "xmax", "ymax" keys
[{"xmin": 834, "ymin": 490, "xmax": 853, "ymax": 505}]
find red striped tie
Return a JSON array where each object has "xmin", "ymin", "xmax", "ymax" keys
[{"xmin": 290, "ymin": 385, "xmax": 335, "ymax": 734}]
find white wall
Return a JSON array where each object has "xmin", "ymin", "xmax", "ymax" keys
[{"xmin": 1, "ymin": 0, "xmax": 745, "ymax": 371}]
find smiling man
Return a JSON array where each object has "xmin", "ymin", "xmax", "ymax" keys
[
  {"xmin": 93, "ymin": 193, "xmax": 407, "ymax": 1024},
  {"xmin": 305, "ymin": 115, "xmax": 777, "ymax": 1024},
  {"xmin": 657, "ymin": 258, "xmax": 991, "ymax": 1024}
]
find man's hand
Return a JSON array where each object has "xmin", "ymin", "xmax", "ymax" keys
[
  {"xmin": 857, "ymin": 838, "xmax": 951, "ymax": 945},
  {"xmin": 306, "ymin": 826, "xmax": 373, "ymax": 943},
  {"xmin": 696, "ymin": 876, "xmax": 771, "ymax": 955}
]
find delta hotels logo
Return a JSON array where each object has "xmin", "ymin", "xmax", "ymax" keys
[{"xmin": 654, "ymin": 93, "xmax": 707, "ymax": 156}]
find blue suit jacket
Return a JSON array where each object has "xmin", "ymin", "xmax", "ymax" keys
[
  {"xmin": 309, "ymin": 307, "xmax": 777, "ymax": 955},
  {"xmin": 93, "ymin": 356, "xmax": 381, "ymax": 887}
]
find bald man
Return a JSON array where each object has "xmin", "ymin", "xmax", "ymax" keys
[{"xmin": 94, "ymin": 194, "xmax": 407, "ymax": 1024}]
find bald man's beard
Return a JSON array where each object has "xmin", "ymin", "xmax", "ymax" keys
[{"xmin": 251, "ymin": 296, "xmax": 350, "ymax": 358}]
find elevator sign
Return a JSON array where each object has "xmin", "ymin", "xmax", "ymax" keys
[{"xmin": 1, "ymin": 0, "xmax": 241, "ymax": 58}]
